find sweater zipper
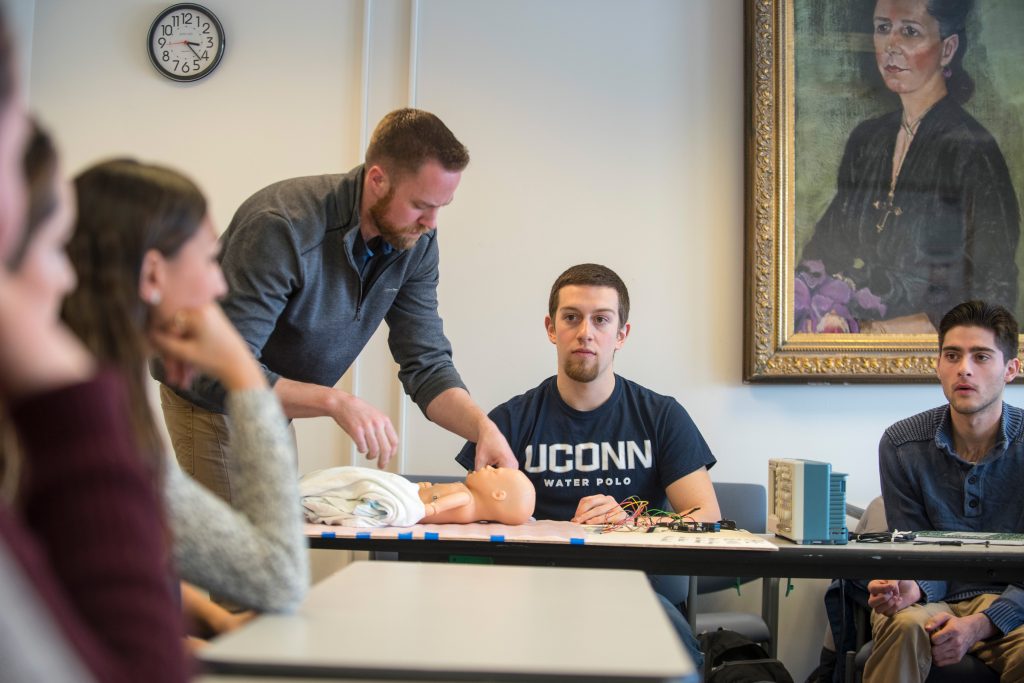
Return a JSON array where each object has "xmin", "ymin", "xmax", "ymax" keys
[
  {"xmin": 355, "ymin": 254, "xmax": 400, "ymax": 321},
  {"xmin": 355, "ymin": 277, "xmax": 364, "ymax": 321}
]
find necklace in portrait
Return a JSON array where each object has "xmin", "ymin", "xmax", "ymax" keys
[{"xmin": 873, "ymin": 104, "xmax": 936, "ymax": 233}]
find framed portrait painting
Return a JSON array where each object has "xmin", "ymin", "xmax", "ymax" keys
[{"xmin": 743, "ymin": 0, "xmax": 1024, "ymax": 382}]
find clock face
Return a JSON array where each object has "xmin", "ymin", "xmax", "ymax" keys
[{"xmin": 147, "ymin": 3, "xmax": 225, "ymax": 82}]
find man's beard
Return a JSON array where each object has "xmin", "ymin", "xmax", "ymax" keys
[
  {"xmin": 949, "ymin": 389, "xmax": 1001, "ymax": 417},
  {"xmin": 368, "ymin": 188, "xmax": 424, "ymax": 251},
  {"xmin": 564, "ymin": 354, "xmax": 599, "ymax": 383}
]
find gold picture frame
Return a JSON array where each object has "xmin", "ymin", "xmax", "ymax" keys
[{"xmin": 743, "ymin": 0, "xmax": 1024, "ymax": 382}]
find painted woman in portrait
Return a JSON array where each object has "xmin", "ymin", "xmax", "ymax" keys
[{"xmin": 798, "ymin": 0, "xmax": 1019, "ymax": 333}]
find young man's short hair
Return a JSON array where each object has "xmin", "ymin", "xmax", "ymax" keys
[
  {"xmin": 365, "ymin": 108, "xmax": 469, "ymax": 179},
  {"xmin": 939, "ymin": 300, "xmax": 1020, "ymax": 363},
  {"xmin": 548, "ymin": 263, "xmax": 630, "ymax": 327}
]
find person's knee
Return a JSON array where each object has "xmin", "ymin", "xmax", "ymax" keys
[
  {"xmin": 873, "ymin": 607, "xmax": 932, "ymax": 648},
  {"xmin": 655, "ymin": 593, "xmax": 703, "ymax": 669}
]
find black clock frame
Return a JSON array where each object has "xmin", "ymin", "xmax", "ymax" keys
[{"xmin": 147, "ymin": 3, "xmax": 225, "ymax": 83}]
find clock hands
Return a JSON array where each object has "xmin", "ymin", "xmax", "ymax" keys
[{"xmin": 169, "ymin": 39, "xmax": 203, "ymax": 58}]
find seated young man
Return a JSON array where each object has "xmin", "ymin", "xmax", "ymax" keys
[
  {"xmin": 455, "ymin": 263, "xmax": 720, "ymax": 668},
  {"xmin": 864, "ymin": 300, "xmax": 1024, "ymax": 682}
]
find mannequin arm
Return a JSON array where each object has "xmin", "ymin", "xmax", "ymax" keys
[{"xmin": 423, "ymin": 490, "xmax": 473, "ymax": 518}]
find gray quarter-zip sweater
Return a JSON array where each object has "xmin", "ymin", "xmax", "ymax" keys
[{"xmin": 165, "ymin": 164, "xmax": 464, "ymax": 415}]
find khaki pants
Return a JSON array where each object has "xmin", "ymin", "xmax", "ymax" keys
[
  {"xmin": 160, "ymin": 384, "xmax": 235, "ymax": 505},
  {"xmin": 865, "ymin": 593, "xmax": 1024, "ymax": 682}
]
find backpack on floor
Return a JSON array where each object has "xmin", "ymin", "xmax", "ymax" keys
[{"xmin": 698, "ymin": 628, "xmax": 794, "ymax": 683}]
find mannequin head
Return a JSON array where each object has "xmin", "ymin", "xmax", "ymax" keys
[{"xmin": 464, "ymin": 466, "xmax": 535, "ymax": 524}]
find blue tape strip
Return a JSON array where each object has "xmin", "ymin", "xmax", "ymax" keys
[
  {"xmin": 570, "ymin": 537, "xmax": 586, "ymax": 545},
  {"xmin": 424, "ymin": 532, "xmax": 440, "ymax": 540},
  {"xmin": 320, "ymin": 531, "xmax": 336, "ymax": 539},
  {"xmin": 489, "ymin": 535, "xmax": 505, "ymax": 543},
  {"xmin": 356, "ymin": 531, "xmax": 371, "ymax": 540},
  {"xmin": 398, "ymin": 532, "xmax": 413, "ymax": 540}
]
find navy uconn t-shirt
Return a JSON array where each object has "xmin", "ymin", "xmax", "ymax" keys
[{"xmin": 455, "ymin": 375, "xmax": 716, "ymax": 520}]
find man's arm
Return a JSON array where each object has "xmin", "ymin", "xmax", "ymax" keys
[
  {"xmin": 275, "ymin": 377, "xmax": 398, "ymax": 469},
  {"xmin": 877, "ymin": 432, "xmax": 948, "ymax": 603},
  {"xmin": 977, "ymin": 585, "xmax": 1024, "ymax": 636},
  {"xmin": 926, "ymin": 610, "xmax": 998, "ymax": 667},
  {"xmin": 569, "ymin": 468, "xmax": 719, "ymax": 525},
  {"xmin": 665, "ymin": 467, "xmax": 720, "ymax": 523},
  {"xmin": 426, "ymin": 387, "xmax": 517, "ymax": 469}
]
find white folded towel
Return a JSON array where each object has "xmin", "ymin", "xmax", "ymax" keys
[{"xmin": 299, "ymin": 466, "xmax": 426, "ymax": 527}]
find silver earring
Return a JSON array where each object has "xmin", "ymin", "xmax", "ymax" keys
[{"xmin": 148, "ymin": 291, "xmax": 162, "ymax": 306}]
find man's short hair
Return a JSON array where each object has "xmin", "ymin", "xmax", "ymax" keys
[
  {"xmin": 548, "ymin": 263, "xmax": 630, "ymax": 327},
  {"xmin": 938, "ymin": 300, "xmax": 1020, "ymax": 363},
  {"xmin": 365, "ymin": 108, "xmax": 469, "ymax": 179}
]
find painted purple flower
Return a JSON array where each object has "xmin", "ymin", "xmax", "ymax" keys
[
  {"xmin": 794, "ymin": 259, "xmax": 887, "ymax": 333},
  {"xmin": 853, "ymin": 287, "xmax": 887, "ymax": 319},
  {"xmin": 796, "ymin": 259, "xmax": 827, "ymax": 291}
]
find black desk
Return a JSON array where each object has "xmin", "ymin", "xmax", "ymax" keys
[{"xmin": 310, "ymin": 533, "xmax": 1024, "ymax": 583}]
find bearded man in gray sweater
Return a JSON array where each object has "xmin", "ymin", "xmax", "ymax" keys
[{"xmin": 156, "ymin": 109, "xmax": 515, "ymax": 503}]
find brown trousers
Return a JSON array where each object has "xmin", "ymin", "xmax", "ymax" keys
[
  {"xmin": 865, "ymin": 593, "xmax": 1024, "ymax": 682},
  {"xmin": 160, "ymin": 384, "xmax": 235, "ymax": 504}
]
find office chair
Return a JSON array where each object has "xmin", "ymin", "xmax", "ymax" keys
[
  {"xmin": 842, "ymin": 497, "xmax": 998, "ymax": 683},
  {"xmin": 686, "ymin": 482, "xmax": 778, "ymax": 656}
]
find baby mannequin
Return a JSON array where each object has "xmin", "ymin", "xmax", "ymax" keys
[
  {"xmin": 417, "ymin": 466, "xmax": 536, "ymax": 524},
  {"xmin": 299, "ymin": 465, "xmax": 536, "ymax": 527}
]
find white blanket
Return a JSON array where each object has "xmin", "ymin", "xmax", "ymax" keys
[{"xmin": 299, "ymin": 467, "xmax": 426, "ymax": 527}]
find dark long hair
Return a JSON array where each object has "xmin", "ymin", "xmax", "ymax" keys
[
  {"xmin": 8, "ymin": 120, "xmax": 58, "ymax": 268},
  {"xmin": 62, "ymin": 159, "xmax": 207, "ymax": 462},
  {"xmin": 927, "ymin": 0, "xmax": 975, "ymax": 104},
  {"xmin": 0, "ymin": 6, "xmax": 14, "ymax": 113}
]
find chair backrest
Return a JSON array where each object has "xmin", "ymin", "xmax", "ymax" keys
[
  {"xmin": 854, "ymin": 496, "xmax": 886, "ymax": 534},
  {"xmin": 714, "ymin": 482, "xmax": 767, "ymax": 533},
  {"xmin": 691, "ymin": 482, "xmax": 768, "ymax": 596}
]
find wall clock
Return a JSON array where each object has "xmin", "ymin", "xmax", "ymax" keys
[{"xmin": 147, "ymin": 3, "xmax": 225, "ymax": 82}]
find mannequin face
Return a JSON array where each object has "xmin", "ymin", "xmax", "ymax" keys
[{"xmin": 465, "ymin": 466, "xmax": 536, "ymax": 524}]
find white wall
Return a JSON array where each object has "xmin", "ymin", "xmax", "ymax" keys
[{"xmin": 17, "ymin": 0, "xmax": 1021, "ymax": 678}]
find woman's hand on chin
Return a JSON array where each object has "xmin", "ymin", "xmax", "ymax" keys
[{"xmin": 148, "ymin": 304, "xmax": 266, "ymax": 392}]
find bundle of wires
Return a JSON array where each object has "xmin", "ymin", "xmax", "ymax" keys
[{"xmin": 599, "ymin": 497, "xmax": 701, "ymax": 533}]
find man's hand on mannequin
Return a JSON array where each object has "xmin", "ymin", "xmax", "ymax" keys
[
  {"xmin": 425, "ymin": 388, "xmax": 517, "ymax": 470},
  {"xmin": 472, "ymin": 418, "xmax": 518, "ymax": 470}
]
